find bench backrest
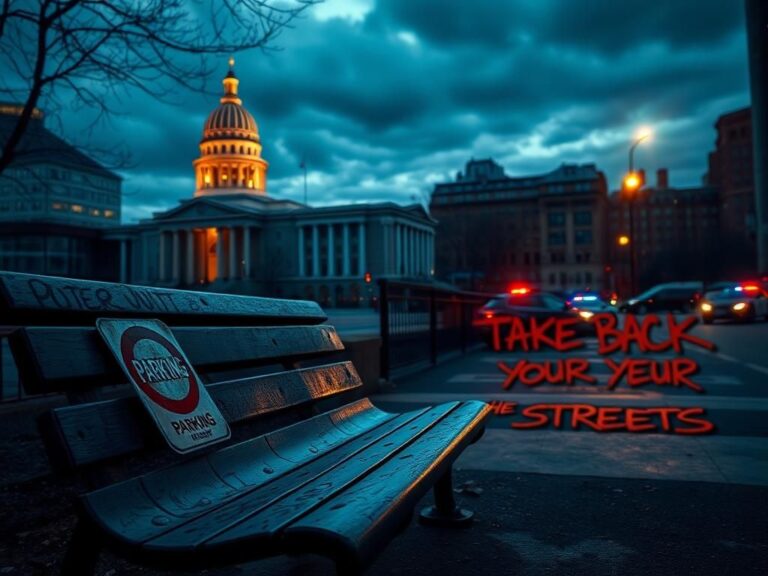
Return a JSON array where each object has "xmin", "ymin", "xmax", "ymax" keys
[{"xmin": 1, "ymin": 272, "xmax": 362, "ymax": 475}]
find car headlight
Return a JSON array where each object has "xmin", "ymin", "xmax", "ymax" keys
[
  {"xmin": 701, "ymin": 302, "xmax": 713, "ymax": 313},
  {"xmin": 578, "ymin": 310, "xmax": 594, "ymax": 320},
  {"xmin": 627, "ymin": 299, "xmax": 637, "ymax": 306},
  {"xmin": 732, "ymin": 302, "xmax": 748, "ymax": 312}
]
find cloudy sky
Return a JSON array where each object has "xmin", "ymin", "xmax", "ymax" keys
[{"xmin": 58, "ymin": 0, "xmax": 752, "ymax": 221}]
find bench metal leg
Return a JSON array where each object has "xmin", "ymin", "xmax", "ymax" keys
[
  {"xmin": 418, "ymin": 468, "xmax": 473, "ymax": 527},
  {"xmin": 60, "ymin": 520, "xmax": 100, "ymax": 576}
]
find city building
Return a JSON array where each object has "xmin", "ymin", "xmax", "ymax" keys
[
  {"xmin": 107, "ymin": 61, "xmax": 434, "ymax": 306},
  {"xmin": 746, "ymin": 0, "xmax": 768, "ymax": 272},
  {"xmin": 0, "ymin": 104, "xmax": 122, "ymax": 278},
  {"xmin": 608, "ymin": 169, "xmax": 721, "ymax": 295},
  {"xmin": 705, "ymin": 107, "xmax": 756, "ymax": 270},
  {"xmin": 430, "ymin": 159, "xmax": 608, "ymax": 293}
]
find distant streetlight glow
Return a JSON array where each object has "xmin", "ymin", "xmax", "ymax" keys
[
  {"xmin": 624, "ymin": 173, "xmax": 641, "ymax": 191},
  {"xmin": 635, "ymin": 126, "xmax": 652, "ymax": 143},
  {"xmin": 623, "ymin": 126, "xmax": 653, "ymax": 296}
]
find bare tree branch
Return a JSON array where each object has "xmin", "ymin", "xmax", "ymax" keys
[{"xmin": 0, "ymin": 0, "xmax": 323, "ymax": 175}]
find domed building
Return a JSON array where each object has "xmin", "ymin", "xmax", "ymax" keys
[
  {"xmin": 107, "ymin": 62, "xmax": 436, "ymax": 307},
  {"xmin": 193, "ymin": 59, "xmax": 268, "ymax": 196}
]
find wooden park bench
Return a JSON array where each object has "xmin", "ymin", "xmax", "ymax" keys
[{"xmin": 0, "ymin": 272, "xmax": 491, "ymax": 575}]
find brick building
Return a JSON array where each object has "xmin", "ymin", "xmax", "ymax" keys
[
  {"xmin": 705, "ymin": 107, "xmax": 756, "ymax": 273},
  {"xmin": 430, "ymin": 159, "xmax": 609, "ymax": 293},
  {"xmin": 607, "ymin": 169, "xmax": 720, "ymax": 295}
]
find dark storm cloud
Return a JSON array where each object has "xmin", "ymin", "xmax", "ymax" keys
[
  {"xmin": 372, "ymin": 0, "xmax": 744, "ymax": 52},
  {"xmin": 5, "ymin": 0, "xmax": 746, "ymax": 221}
]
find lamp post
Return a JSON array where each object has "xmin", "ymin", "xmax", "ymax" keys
[{"xmin": 623, "ymin": 128, "xmax": 651, "ymax": 295}]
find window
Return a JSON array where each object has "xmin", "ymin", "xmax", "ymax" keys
[
  {"xmin": 548, "ymin": 231, "xmax": 566, "ymax": 246},
  {"xmin": 548, "ymin": 212, "xmax": 565, "ymax": 227},
  {"xmin": 574, "ymin": 229, "xmax": 593, "ymax": 245},
  {"xmin": 574, "ymin": 210, "xmax": 592, "ymax": 226},
  {"xmin": 541, "ymin": 294, "xmax": 565, "ymax": 311}
]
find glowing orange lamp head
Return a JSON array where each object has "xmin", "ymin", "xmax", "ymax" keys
[
  {"xmin": 618, "ymin": 235, "xmax": 630, "ymax": 246},
  {"xmin": 624, "ymin": 173, "xmax": 641, "ymax": 191}
]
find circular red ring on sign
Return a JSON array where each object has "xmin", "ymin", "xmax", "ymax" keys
[{"xmin": 119, "ymin": 326, "xmax": 199, "ymax": 414}]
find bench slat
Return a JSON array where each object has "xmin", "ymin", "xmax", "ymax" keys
[
  {"xmin": 284, "ymin": 400, "xmax": 490, "ymax": 568},
  {"xmin": 81, "ymin": 400, "xmax": 408, "ymax": 545},
  {"xmin": 50, "ymin": 362, "xmax": 363, "ymax": 469},
  {"xmin": 13, "ymin": 325, "xmax": 344, "ymax": 394},
  {"xmin": 132, "ymin": 404, "xmax": 455, "ymax": 553},
  {"xmin": 197, "ymin": 402, "xmax": 464, "ymax": 550},
  {"xmin": 0, "ymin": 272, "xmax": 325, "ymax": 326}
]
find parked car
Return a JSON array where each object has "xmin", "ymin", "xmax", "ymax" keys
[
  {"xmin": 619, "ymin": 282, "xmax": 703, "ymax": 314},
  {"xmin": 475, "ymin": 288, "xmax": 593, "ymax": 344},
  {"xmin": 567, "ymin": 292, "xmax": 619, "ymax": 322},
  {"xmin": 699, "ymin": 284, "xmax": 768, "ymax": 324},
  {"xmin": 477, "ymin": 288, "xmax": 577, "ymax": 322}
]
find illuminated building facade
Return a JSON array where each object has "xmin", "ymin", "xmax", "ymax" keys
[
  {"xmin": 193, "ymin": 59, "xmax": 268, "ymax": 196},
  {"xmin": 430, "ymin": 159, "xmax": 608, "ymax": 293},
  {"xmin": 107, "ymin": 63, "xmax": 434, "ymax": 306},
  {"xmin": 0, "ymin": 104, "xmax": 122, "ymax": 278}
]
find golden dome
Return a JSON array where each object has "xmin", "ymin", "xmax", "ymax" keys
[
  {"xmin": 201, "ymin": 60, "xmax": 260, "ymax": 143},
  {"xmin": 193, "ymin": 59, "xmax": 269, "ymax": 197}
]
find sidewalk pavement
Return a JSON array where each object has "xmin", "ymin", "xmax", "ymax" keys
[{"xmin": 1, "ymin": 349, "xmax": 767, "ymax": 575}]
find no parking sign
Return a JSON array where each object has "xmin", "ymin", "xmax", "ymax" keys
[{"xmin": 96, "ymin": 318, "xmax": 231, "ymax": 453}]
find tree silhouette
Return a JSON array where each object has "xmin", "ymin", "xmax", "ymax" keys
[{"xmin": 0, "ymin": 0, "xmax": 321, "ymax": 174}]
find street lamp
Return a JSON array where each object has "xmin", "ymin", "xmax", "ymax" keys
[{"xmin": 623, "ymin": 127, "xmax": 651, "ymax": 296}]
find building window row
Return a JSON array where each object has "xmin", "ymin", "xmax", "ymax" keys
[{"xmin": 205, "ymin": 144, "xmax": 258, "ymax": 156}]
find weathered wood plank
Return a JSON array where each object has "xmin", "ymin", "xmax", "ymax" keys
[
  {"xmin": 12, "ymin": 325, "xmax": 344, "ymax": 394},
  {"xmin": 181, "ymin": 403, "xmax": 461, "ymax": 549},
  {"xmin": 283, "ymin": 401, "xmax": 490, "ymax": 569},
  {"xmin": 143, "ymin": 405, "xmax": 435, "ymax": 550},
  {"xmin": 52, "ymin": 362, "xmax": 363, "ymax": 469},
  {"xmin": 81, "ymin": 400, "xmax": 406, "ymax": 546},
  {"xmin": 0, "ymin": 272, "xmax": 325, "ymax": 326}
]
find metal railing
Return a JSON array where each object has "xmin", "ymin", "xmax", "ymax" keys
[{"xmin": 378, "ymin": 279, "xmax": 493, "ymax": 380}]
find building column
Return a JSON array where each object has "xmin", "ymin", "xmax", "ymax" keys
[
  {"xmin": 342, "ymin": 223, "xmax": 350, "ymax": 277},
  {"xmin": 426, "ymin": 232, "xmax": 432, "ymax": 276},
  {"xmin": 158, "ymin": 231, "xmax": 166, "ymax": 282},
  {"xmin": 395, "ymin": 224, "xmax": 402, "ymax": 276},
  {"xmin": 298, "ymin": 226, "xmax": 305, "ymax": 277},
  {"xmin": 185, "ymin": 230, "xmax": 195, "ymax": 285},
  {"xmin": 216, "ymin": 227, "xmax": 225, "ymax": 281},
  {"xmin": 243, "ymin": 226, "xmax": 251, "ymax": 279},
  {"xmin": 142, "ymin": 236, "xmax": 149, "ymax": 282},
  {"xmin": 404, "ymin": 227, "xmax": 410, "ymax": 277},
  {"xmin": 415, "ymin": 230, "xmax": 422, "ymax": 276},
  {"xmin": 358, "ymin": 222, "xmax": 366, "ymax": 275},
  {"xmin": 414, "ymin": 230, "xmax": 420, "ymax": 276},
  {"xmin": 312, "ymin": 225, "xmax": 320, "ymax": 277},
  {"xmin": 383, "ymin": 223, "xmax": 391, "ymax": 275},
  {"xmin": 119, "ymin": 239, "xmax": 128, "ymax": 283},
  {"xmin": 172, "ymin": 230, "xmax": 180, "ymax": 283},
  {"xmin": 228, "ymin": 227, "xmax": 238, "ymax": 280},
  {"xmin": 327, "ymin": 224, "xmax": 335, "ymax": 277}
]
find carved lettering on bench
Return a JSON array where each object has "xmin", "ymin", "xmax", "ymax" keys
[
  {"xmin": 10, "ymin": 276, "xmax": 198, "ymax": 314},
  {"xmin": 0, "ymin": 271, "xmax": 324, "ymax": 320}
]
